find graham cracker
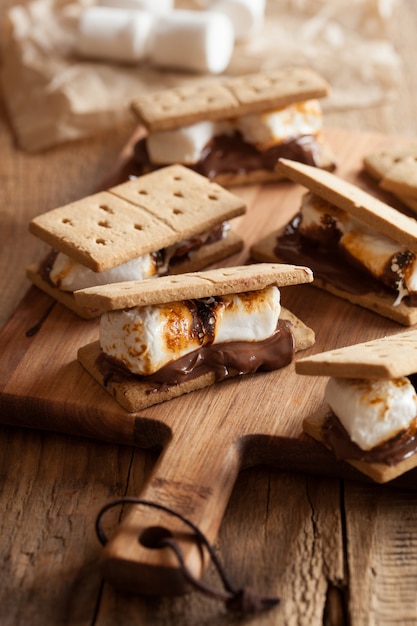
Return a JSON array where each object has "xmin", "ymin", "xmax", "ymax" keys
[
  {"xmin": 303, "ymin": 406, "xmax": 417, "ymax": 484},
  {"xmin": 74, "ymin": 263, "xmax": 314, "ymax": 312},
  {"xmin": 29, "ymin": 165, "xmax": 246, "ymax": 272},
  {"xmin": 275, "ymin": 158, "xmax": 417, "ymax": 253},
  {"xmin": 27, "ymin": 230, "xmax": 244, "ymax": 319},
  {"xmin": 380, "ymin": 157, "xmax": 417, "ymax": 199},
  {"xmin": 250, "ymin": 230, "xmax": 417, "ymax": 326},
  {"xmin": 296, "ymin": 329, "xmax": 417, "ymax": 378},
  {"xmin": 131, "ymin": 67, "xmax": 330, "ymax": 133},
  {"xmin": 363, "ymin": 144, "xmax": 417, "ymax": 181},
  {"xmin": 77, "ymin": 306, "xmax": 315, "ymax": 412}
]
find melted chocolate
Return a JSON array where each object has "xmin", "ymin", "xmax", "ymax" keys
[
  {"xmin": 323, "ymin": 412, "xmax": 417, "ymax": 466},
  {"xmin": 97, "ymin": 319, "xmax": 295, "ymax": 393},
  {"xmin": 276, "ymin": 214, "xmax": 417, "ymax": 305},
  {"xmin": 132, "ymin": 133, "xmax": 331, "ymax": 179}
]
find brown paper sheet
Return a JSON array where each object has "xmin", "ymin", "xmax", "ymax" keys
[{"xmin": 0, "ymin": 0, "xmax": 403, "ymax": 152}]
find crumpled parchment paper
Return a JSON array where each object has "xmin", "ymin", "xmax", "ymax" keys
[{"xmin": 0, "ymin": 0, "xmax": 402, "ymax": 152}]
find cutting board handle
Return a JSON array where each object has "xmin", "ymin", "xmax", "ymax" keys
[{"xmin": 99, "ymin": 427, "xmax": 242, "ymax": 596}]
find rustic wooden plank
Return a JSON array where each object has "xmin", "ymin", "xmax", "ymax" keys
[
  {"xmin": 1, "ymin": 2, "xmax": 417, "ymax": 625},
  {"xmin": 345, "ymin": 482, "xmax": 417, "ymax": 625}
]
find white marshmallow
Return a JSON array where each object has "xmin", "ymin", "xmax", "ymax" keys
[
  {"xmin": 147, "ymin": 121, "xmax": 218, "ymax": 165},
  {"xmin": 76, "ymin": 6, "xmax": 154, "ymax": 63},
  {"xmin": 205, "ymin": 0, "xmax": 266, "ymax": 40},
  {"xmin": 325, "ymin": 377, "xmax": 417, "ymax": 451},
  {"xmin": 147, "ymin": 10, "xmax": 235, "ymax": 74},
  {"xmin": 98, "ymin": 0, "xmax": 173, "ymax": 14},
  {"xmin": 237, "ymin": 100, "xmax": 323, "ymax": 151},
  {"xmin": 100, "ymin": 286, "xmax": 281, "ymax": 375},
  {"xmin": 50, "ymin": 251, "xmax": 157, "ymax": 292}
]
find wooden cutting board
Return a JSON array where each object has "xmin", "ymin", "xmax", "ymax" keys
[{"xmin": 1, "ymin": 128, "xmax": 416, "ymax": 595}]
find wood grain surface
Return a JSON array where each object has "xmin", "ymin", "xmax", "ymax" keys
[{"xmin": 2, "ymin": 2, "xmax": 417, "ymax": 624}]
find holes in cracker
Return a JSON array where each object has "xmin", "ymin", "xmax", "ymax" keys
[
  {"xmin": 173, "ymin": 176, "xmax": 182, "ymax": 181},
  {"xmin": 173, "ymin": 191, "xmax": 184, "ymax": 198},
  {"xmin": 138, "ymin": 189, "xmax": 148, "ymax": 195},
  {"xmin": 134, "ymin": 223, "xmax": 143, "ymax": 231},
  {"xmin": 96, "ymin": 238, "xmax": 106, "ymax": 246},
  {"xmin": 208, "ymin": 194, "xmax": 218, "ymax": 201},
  {"xmin": 62, "ymin": 218, "xmax": 73, "ymax": 225},
  {"xmin": 172, "ymin": 208, "xmax": 183, "ymax": 215},
  {"xmin": 98, "ymin": 220, "xmax": 111, "ymax": 228},
  {"xmin": 99, "ymin": 204, "xmax": 115, "ymax": 214}
]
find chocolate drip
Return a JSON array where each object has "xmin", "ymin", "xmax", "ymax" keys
[
  {"xmin": 132, "ymin": 133, "xmax": 330, "ymax": 179},
  {"xmin": 323, "ymin": 412, "xmax": 417, "ymax": 466},
  {"xmin": 97, "ymin": 319, "xmax": 295, "ymax": 393}
]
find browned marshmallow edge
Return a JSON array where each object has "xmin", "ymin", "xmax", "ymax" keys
[
  {"xmin": 296, "ymin": 329, "xmax": 417, "ymax": 379},
  {"xmin": 74, "ymin": 263, "xmax": 314, "ymax": 312},
  {"xmin": 250, "ymin": 229, "xmax": 417, "ymax": 327},
  {"xmin": 131, "ymin": 67, "xmax": 330, "ymax": 133},
  {"xmin": 28, "ymin": 165, "xmax": 246, "ymax": 272},
  {"xmin": 77, "ymin": 305, "xmax": 315, "ymax": 413},
  {"xmin": 276, "ymin": 158, "xmax": 417, "ymax": 253}
]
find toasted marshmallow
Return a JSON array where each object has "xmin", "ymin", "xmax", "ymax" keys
[
  {"xmin": 300, "ymin": 193, "xmax": 417, "ymax": 303},
  {"xmin": 340, "ymin": 228, "xmax": 417, "ymax": 302},
  {"xmin": 298, "ymin": 192, "xmax": 350, "ymax": 240},
  {"xmin": 100, "ymin": 285, "xmax": 281, "ymax": 375},
  {"xmin": 236, "ymin": 100, "xmax": 323, "ymax": 151},
  {"xmin": 325, "ymin": 377, "xmax": 417, "ymax": 451}
]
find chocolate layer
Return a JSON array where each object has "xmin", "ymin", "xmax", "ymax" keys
[
  {"xmin": 275, "ymin": 214, "xmax": 417, "ymax": 306},
  {"xmin": 323, "ymin": 411, "xmax": 417, "ymax": 466},
  {"xmin": 132, "ymin": 133, "xmax": 331, "ymax": 179},
  {"xmin": 97, "ymin": 318, "xmax": 295, "ymax": 394}
]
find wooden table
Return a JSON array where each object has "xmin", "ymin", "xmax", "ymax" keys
[{"xmin": 2, "ymin": 2, "xmax": 417, "ymax": 624}]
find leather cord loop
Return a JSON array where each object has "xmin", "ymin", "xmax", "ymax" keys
[{"xmin": 96, "ymin": 497, "xmax": 280, "ymax": 614}]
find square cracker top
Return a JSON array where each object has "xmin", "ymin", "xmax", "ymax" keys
[
  {"xmin": 74, "ymin": 263, "xmax": 314, "ymax": 311},
  {"xmin": 296, "ymin": 330, "xmax": 417, "ymax": 379},
  {"xmin": 131, "ymin": 67, "xmax": 330, "ymax": 133},
  {"xmin": 276, "ymin": 158, "xmax": 417, "ymax": 253},
  {"xmin": 28, "ymin": 165, "xmax": 246, "ymax": 272}
]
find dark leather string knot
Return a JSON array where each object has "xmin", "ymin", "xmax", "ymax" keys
[{"xmin": 96, "ymin": 497, "xmax": 280, "ymax": 615}]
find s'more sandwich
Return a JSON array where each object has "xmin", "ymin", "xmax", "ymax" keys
[
  {"xmin": 130, "ymin": 67, "xmax": 335, "ymax": 187},
  {"xmin": 27, "ymin": 165, "xmax": 246, "ymax": 319},
  {"xmin": 74, "ymin": 263, "xmax": 315, "ymax": 411},
  {"xmin": 296, "ymin": 331, "xmax": 417, "ymax": 483},
  {"xmin": 251, "ymin": 158, "xmax": 417, "ymax": 326}
]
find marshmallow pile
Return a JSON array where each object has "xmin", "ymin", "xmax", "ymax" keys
[{"xmin": 76, "ymin": 0, "xmax": 266, "ymax": 73}]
